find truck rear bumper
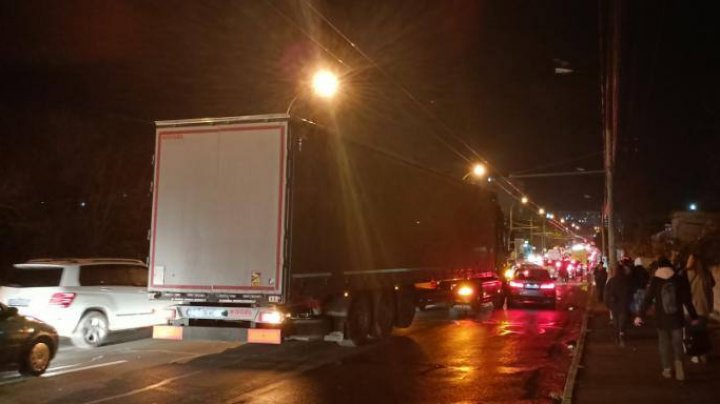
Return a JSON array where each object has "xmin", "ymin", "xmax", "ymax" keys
[{"xmin": 153, "ymin": 325, "xmax": 282, "ymax": 344}]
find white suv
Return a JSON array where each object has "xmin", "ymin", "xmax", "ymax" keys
[{"xmin": 0, "ymin": 258, "xmax": 170, "ymax": 348}]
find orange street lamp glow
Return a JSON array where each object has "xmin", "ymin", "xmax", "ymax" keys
[{"xmin": 312, "ymin": 70, "xmax": 339, "ymax": 98}]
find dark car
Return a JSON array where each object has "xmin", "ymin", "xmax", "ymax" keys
[
  {"xmin": 0, "ymin": 302, "xmax": 59, "ymax": 375},
  {"xmin": 506, "ymin": 266, "xmax": 557, "ymax": 309},
  {"xmin": 416, "ymin": 272, "xmax": 504, "ymax": 317}
]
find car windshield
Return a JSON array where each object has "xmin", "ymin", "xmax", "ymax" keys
[
  {"xmin": 514, "ymin": 267, "xmax": 551, "ymax": 281},
  {"xmin": 3, "ymin": 266, "xmax": 63, "ymax": 287}
]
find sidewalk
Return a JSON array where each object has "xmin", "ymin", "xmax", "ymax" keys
[{"xmin": 573, "ymin": 300, "xmax": 720, "ymax": 403}]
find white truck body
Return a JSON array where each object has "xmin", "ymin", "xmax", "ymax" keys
[{"xmin": 149, "ymin": 116, "xmax": 288, "ymax": 299}]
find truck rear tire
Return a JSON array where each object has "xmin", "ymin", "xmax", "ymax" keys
[
  {"xmin": 394, "ymin": 287, "xmax": 416, "ymax": 328},
  {"xmin": 370, "ymin": 290, "xmax": 395, "ymax": 339},
  {"xmin": 345, "ymin": 293, "xmax": 372, "ymax": 346}
]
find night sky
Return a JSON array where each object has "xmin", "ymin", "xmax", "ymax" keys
[{"xmin": 0, "ymin": 1, "xmax": 717, "ymax": 261}]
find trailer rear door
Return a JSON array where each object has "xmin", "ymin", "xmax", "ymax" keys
[{"xmin": 150, "ymin": 120, "xmax": 288, "ymax": 296}]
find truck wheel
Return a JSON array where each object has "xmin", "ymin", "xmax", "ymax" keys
[
  {"xmin": 72, "ymin": 311, "xmax": 108, "ymax": 348},
  {"xmin": 345, "ymin": 293, "xmax": 372, "ymax": 346},
  {"xmin": 394, "ymin": 287, "xmax": 416, "ymax": 328},
  {"xmin": 370, "ymin": 290, "xmax": 395, "ymax": 339}
]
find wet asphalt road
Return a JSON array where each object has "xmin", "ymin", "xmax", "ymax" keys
[{"xmin": 0, "ymin": 283, "xmax": 588, "ymax": 404}]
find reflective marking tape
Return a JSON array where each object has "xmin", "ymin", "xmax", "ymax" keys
[{"xmin": 247, "ymin": 328, "xmax": 282, "ymax": 344}]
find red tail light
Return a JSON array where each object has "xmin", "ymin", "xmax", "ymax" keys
[
  {"xmin": 49, "ymin": 292, "xmax": 76, "ymax": 308},
  {"xmin": 509, "ymin": 281, "xmax": 523, "ymax": 288},
  {"xmin": 540, "ymin": 283, "xmax": 556, "ymax": 289}
]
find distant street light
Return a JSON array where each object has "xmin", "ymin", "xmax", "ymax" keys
[
  {"xmin": 472, "ymin": 163, "xmax": 487, "ymax": 178},
  {"xmin": 538, "ymin": 208, "xmax": 545, "ymax": 215},
  {"xmin": 463, "ymin": 163, "xmax": 488, "ymax": 180},
  {"xmin": 689, "ymin": 203, "xmax": 698, "ymax": 211},
  {"xmin": 560, "ymin": 218, "xmax": 565, "ymax": 224},
  {"xmin": 521, "ymin": 196, "xmax": 529, "ymax": 204}
]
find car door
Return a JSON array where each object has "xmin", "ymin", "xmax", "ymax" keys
[{"xmin": 78, "ymin": 264, "xmax": 152, "ymax": 330}]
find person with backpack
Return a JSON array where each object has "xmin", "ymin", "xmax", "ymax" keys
[{"xmin": 634, "ymin": 257, "xmax": 699, "ymax": 381}]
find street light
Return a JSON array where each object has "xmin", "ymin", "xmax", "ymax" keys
[
  {"xmin": 689, "ymin": 203, "xmax": 698, "ymax": 211},
  {"xmin": 311, "ymin": 70, "xmax": 339, "ymax": 98},
  {"xmin": 463, "ymin": 163, "xmax": 488, "ymax": 180},
  {"xmin": 538, "ymin": 208, "xmax": 545, "ymax": 215},
  {"xmin": 286, "ymin": 69, "xmax": 341, "ymax": 114},
  {"xmin": 472, "ymin": 163, "xmax": 487, "ymax": 178},
  {"xmin": 521, "ymin": 196, "xmax": 529, "ymax": 204}
]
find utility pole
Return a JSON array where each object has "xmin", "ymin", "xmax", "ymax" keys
[{"xmin": 602, "ymin": 0, "xmax": 620, "ymax": 271}]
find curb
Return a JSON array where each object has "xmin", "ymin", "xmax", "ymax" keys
[{"xmin": 561, "ymin": 283, "xmax": 594, "ymax": 404}]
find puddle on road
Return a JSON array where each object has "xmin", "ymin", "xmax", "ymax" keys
[{"xmin": 482, "ymin": 319, "xmax": 563, "ymax": 336}]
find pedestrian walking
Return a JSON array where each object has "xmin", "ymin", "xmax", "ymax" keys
[
  {"xmin": 634, "ymin": 258, "xmax": 700, "ymax": 381},
  {"xmin": 686, "ymin": 253, "xmax": 714, "ymax": 363},
  {"xmin": 605, "ymin": 260, "xmax": 634, "ymax": 347},
  {"xmin": 630, "ymin": 259, "xmax": 650, "ymax": 314},
  {"xmin": 594, "ymin": 263, "xmax": 608, "ymax": 303}
]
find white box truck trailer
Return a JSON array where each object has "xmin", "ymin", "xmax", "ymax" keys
[{"xmin": 149, "ymin": 114, "xmax": 503, "ymax": 345}]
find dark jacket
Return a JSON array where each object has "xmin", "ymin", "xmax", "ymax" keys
[
  {"xmin": 631, "ymin": 265, "xmax": 649, "ymax": 291},
  {"xmin": 604, "ymin": 269, "xmax": 634, "ymax": 314},
  {"xmin": 638, "ymin": 265, "xmax": 698, "ymax": 330}
]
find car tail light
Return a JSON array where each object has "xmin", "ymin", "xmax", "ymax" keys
[
  {"xmin": 456, "ymin": 285, "xmax": 474, "ymax": 297},
  {"xmin": 540, "ymin": 283, "xmax": 556, "ymax": 289},
  {"xmin": 49, "ymin": 292, "xmax": 76, "ymax": 308},
  {"xmin": 509, "ymin": 281, "xmax": 523, "ymax": 288}
]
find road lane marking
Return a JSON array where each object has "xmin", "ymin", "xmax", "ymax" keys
[
  {"xmin": 82, "ymin": 370, "xmax": 202, "ymax": 404},
  {"xmin": 42, "ymin": 360, "xmax": 128, "ymax": 378}
]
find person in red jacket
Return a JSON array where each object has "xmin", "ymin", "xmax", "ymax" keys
[{"xmin": 634, "ymin": 257, "xmax": 699, "ymax": 381}]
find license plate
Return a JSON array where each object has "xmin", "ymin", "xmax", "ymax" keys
[
  {"xmin": 520, "ymin": 290, "xmax": 540, "ymax": 296},
  {"xmin": 8, "ymin": 298, "xmax": 30, "ymax": 307}
]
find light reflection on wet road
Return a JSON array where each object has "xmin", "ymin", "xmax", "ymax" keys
[{"xmin": 0, "ymin": 283, "xmax": 587, "ymax": 404}]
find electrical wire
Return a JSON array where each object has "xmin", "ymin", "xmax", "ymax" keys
[{"xmin": 270, "ymin": 0, "xmax": 578, "ymax": 237}]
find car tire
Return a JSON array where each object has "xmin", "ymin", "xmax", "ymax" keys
[
  {"xmin": 19, "ymin": 339, "xmax": 52, "ymax": 376},
  {"xmin": 449, "ymin": 306, "xmax": 467, "ymax": 319},
  {"xmin": 72, "ymin": 311, "xmax": 109, "ymax": 348},
  {"xmin": 493, "ymin": 294, "xmax": 506, "ymax": 311}
]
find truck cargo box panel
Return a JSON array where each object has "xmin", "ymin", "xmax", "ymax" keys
[{"xmin": 150, "ymin": 122, "xmax": 288, "ymax": 295}]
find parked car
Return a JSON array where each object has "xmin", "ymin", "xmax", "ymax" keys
[
  {"xmin": 0, "ymin": 302, "xmax": 59, "ymax": 375},
  {"xmin": 505, "ymin": 265, "xmax": 557, "ymax": 309},
  {"xmin": 0, "ymin": 258, "xmax": 171, "ymax": 348}
]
